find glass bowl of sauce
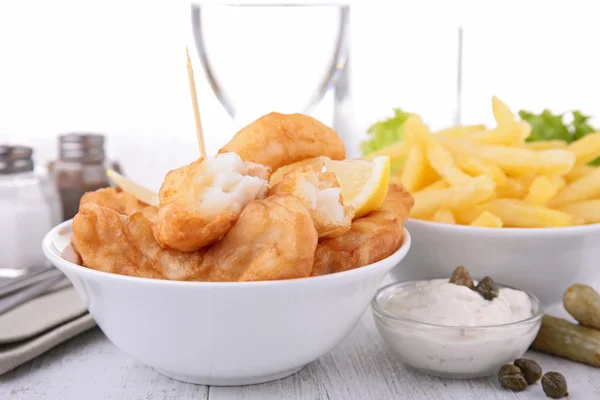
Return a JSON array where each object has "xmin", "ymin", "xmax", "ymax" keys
[{"xmin": 371, "ymin": 279, "xmax": 543, "ymax": 378}]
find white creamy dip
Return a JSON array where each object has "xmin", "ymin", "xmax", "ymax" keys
[
  {"xmin": 373, "ymin": 279, "xmax": 541, "ymax": 378},
  {"xmin": 382, "ymin": 279, "xmax": 533, "ymax": 326}
]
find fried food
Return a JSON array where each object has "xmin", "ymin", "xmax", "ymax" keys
[
  {"xmin": 73, "ymin": 195, "xmax": 318, "ymax": 282},
  {"xmin": 369, "ymin": 96, "xmax": 600, "ymax": 228},
  {"xmin": 379, "ymin": 183, "xmax": 413, "ymax": 221},
  {"xmin": 202, "ymin": 194, "xmax": 318, "ymax": 282},
  {"xmin": 311, "ymin": 185, "xmax": 412, "ymax": 276},
  {"xmin": 311, "ymin": 210, "xmax": 403, "ymax": 276},
  {"xmin": 158, "ymin": 158, "xmax": 203, "ymax": 205},
  {"xmin": 219, "ymin": 112, "xmax": 346, "ymax": 171},
  {"xmin": 79, "ymin": 187, "xmax": 157, "ymax": 221},
  {"xmin": 152, "ymin": 152, "xmax": 271, "ymax": 252},
  {"xmin": 73, "ymin": 203, "xmax": 208, "ymax": 280},
  {"xmin": 269, "ymin": 166, "xmax": 354, "ymax": 238}
]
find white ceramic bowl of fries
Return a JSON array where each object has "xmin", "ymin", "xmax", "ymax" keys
[
  {"xmin": 373, "ymin": 97, "xmax": 600, "ymax": 306},
  {"xmin": 391, "ymin": 221, "xmax": 600, "ymax": 306}
]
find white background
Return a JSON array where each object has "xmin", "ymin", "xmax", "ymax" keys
[{"xmin": 1, "ymin": 0, "xmax": 599, "ymax": 190}]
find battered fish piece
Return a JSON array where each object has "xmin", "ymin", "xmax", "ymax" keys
[
  {"xmin": 219, "ymin": 112, "xmax": 346, "ymax": 171},
  {"xmin": 203, "ymin": 194, "xmax": 318, "ymax": 282},
  {"xmin": 311, "ymin": 184, "xmax": 413, "ymax": 276},
  {"xmin": 153, "ymin": 152, "xmax": 271, "ymax": 252},
  {"xmin": 80, "ymin": 187, "xmax": 157, "ymax": 221},
  {"xmin": 73, "ymin": 203, "xmax": 208, "ymax": 280},
  {"xmin": 158, "ymin": 158, "xmax": 203, "ymax": 205},
  {"xmin": 379, "ymin": 183, "xmax": 414, "ymax": 221},
  {"xmin": 73, "ymin": 195, "xmax": 317, "ymax": 282},
  {"xmin": 270, "ymin": 166, "xmax": 354, "ymax": 238}
]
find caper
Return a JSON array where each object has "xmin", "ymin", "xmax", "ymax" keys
[
  {"xmin": 449, "ymin": 265, "xmax": 475, "ymax": 289},
  {"xmin": 475, "ymin": 276, "xmax": 499, "ymax": 301},
  {"xmin": 542, "ymin": 372, "xmax": 568, "ymax": 398},
  {"xmin": 498, "ymin": 364, "xmax": 527, "ymax": 392},
  {"xmin": 514, "ymin": 358, "xmax": 542, "ymax": 385}
]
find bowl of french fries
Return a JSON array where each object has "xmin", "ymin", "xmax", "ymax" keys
[{"xmin": 363, "ymin": 97, "xmax": 600, "ymax": 306}]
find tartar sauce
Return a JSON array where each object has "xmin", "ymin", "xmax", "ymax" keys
[
  {"xmin": 382, "ymin": 279, "xmax": 533, "ymax": 326},
  {"xmin": 373, "ymin": 279, "xmax": 541, "ymax": 378}
]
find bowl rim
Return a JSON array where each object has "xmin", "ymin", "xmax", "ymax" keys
[
  {"xmin": 407, "ymin": 217, "xmax": 600, "ymax": 236},
  {"xmin": 42, "ymin": 219, "xmax": 411, "ymax": 288},
  {"xmin": 371, "ymin": 279, "xmax": 544, "ymax": 329}
]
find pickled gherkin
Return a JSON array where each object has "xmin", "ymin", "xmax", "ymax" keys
[
  {"xmin": 531, "ymin": 315, "xmax": 600, "ymax": 368},
  {"xmin": 563, "ymin": 284, "xmax": 600, "ymax": 331}
]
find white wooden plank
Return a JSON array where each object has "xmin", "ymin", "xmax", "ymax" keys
[
  {"xmin": 0, "ymin": 329, "xmax": 208, "ymax": 400},
  {"xmin": 1, "ymin": 313, "xmax": 599, "ymax": 400},
  {"xmin": 207, "ymin": 312, "xmax": 600, "ymax": 400}
]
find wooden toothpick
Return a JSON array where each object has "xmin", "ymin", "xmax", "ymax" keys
[{"xmin": 186, "ymin": 46, "xmax": 206, "ymax": 158}]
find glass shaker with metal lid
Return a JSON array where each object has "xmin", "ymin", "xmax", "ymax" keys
[
  {"xmin": 48, "ymin": 133, "xmax": 122, "ymax": 221},
  {"xmin": 0, "ymin": 145, "xmax": 61, "ymax": 275}
]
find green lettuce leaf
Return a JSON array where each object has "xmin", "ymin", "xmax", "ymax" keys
[
  {"xmin": 519, "ymin": 109, "xmax": 599, "ymax": 164},
  {"xmin": 361, "ymin": 108, "xmax": 412, "ymax": 155},
  {"xmin": 519, "ymin": 110, "xmax": 571, "ymax": 142}
]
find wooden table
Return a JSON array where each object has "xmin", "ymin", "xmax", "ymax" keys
[{"xmin": 1, "ymin": 309, "xmax": 598, "ymax": 400}]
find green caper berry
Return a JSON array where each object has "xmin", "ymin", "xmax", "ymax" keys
[
  {"xmin": 542, "ymin": 372, "xmax": 568, "ymax": 398},
  {"xmin": 498, "ymin": 364, "xmax": 527, "ymax": 392},
  {"xmin": 514, "ymin": 358, "xmax": 542, "ymax": 385},
  {"xmin": 475, "ymin": 276, "xmax": 499, "ymax": 301}
]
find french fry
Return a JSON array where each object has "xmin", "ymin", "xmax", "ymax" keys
[
  {"xmin": 467, "ymin": 121, "xmax": 529, "ymax": 145},
  {"xmin": 403, "ymin": 115, "xmax": 431, "ymax": 143},
  {"xmin": 524, "ymin": 140, "xmax": 568, "ymax": 150},
  {"xmin": 365, "ymin": 140, "xmax": 409, "ymax": 163},
  {"xmin": 433, "ymin": 207, "xmax": 455, "ymax": 224},
  {"xmin": 549, "ymin": 168, "xmax": 600, "ymax": 207},
  {"xmin": 565, "ymin": 165, "xmax": 596, "ymax": 182},
  {"xmin": 425, "ymin": 139, "xmax": 472, "ymax": 186},
  {"xmin": 401, "ymin": 144, "xmax": 427, "ymax": 192},
  {"xmin": 559, "ymin": 200, "xmax": 600, "ymax": 224},
  {"xmin": 524, "ymin": 176, "xmax": 557, "ymax": 206},
  {"xmin": 371, "ymin": 96, "xmax": 600, "ymax": 228},
  {"xmin": 491, "ymin": 96, "xmax": 515, "ymax": 124},
  {"xmin": 483, "ymin": 199, "xmax": 581, "ymax": 227},
  {"xmin": 446, "ymin": 175, "xmax": 496, "ymax": 209},
  {"xmin": 410, "ymin": 187, "xmax": 449, "ymax": 218},
  {"xmin": 496, "ymin": 177, "xmax": 527, "ymax": 199},
  {"xmin": 420, "ymin": 180, "xmax": 448, "ymax": 192},
  {"xmin": 439, "ymin": 136, "xmax": 576, "ymax": 175},
  {"xmin": 437, "ymin": 124, "xmax": 486, "ymax": 138},
  {"xmin": 417, "ymin": 166, "xmax": 441, "ymax": 190},
  {"xmin": 470, "ymin": 210, "xmax": 503, "ymax": 228},
  {"xmin": 405, "ymin": 116, "xmax": 472, "ymax": 186},
  {"xmin": 550, "ymin": 175, "xmax": 566, "ymax": 192},
  {"xmin": 516, "ymin": 173, "xmax": 536, "ymax": 192},
  {"xmin": 454, "ymin": 154, "xmax": 507, "ymax": 185},
  {"xmin": 454, "ymin": 206, "xmax": 485, "ymax": 225},
  {"xmin": 411, "ymin": 177, "xmax": 495, "ymax": 218},
  {"xmin": 568, "ymin": 131, "xmax": 600, "ymax": 166}
]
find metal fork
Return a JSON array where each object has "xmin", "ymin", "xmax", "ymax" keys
[{"xmin": 0, "ymin": 267, "xmax": 67, "ymax": 314}]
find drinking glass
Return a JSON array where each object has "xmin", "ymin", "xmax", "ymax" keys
[{"xmin": 190, "ymin": 2, "xmax": 350, "ymax": 141}]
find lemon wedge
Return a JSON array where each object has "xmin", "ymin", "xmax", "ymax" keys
[
  {"xmin": 106, "ymin": 169, "xmax": 160, "ymax": 207},
  {"xmin": 326, "ymin": 156, "xmax": 391, "ymax": 218}
]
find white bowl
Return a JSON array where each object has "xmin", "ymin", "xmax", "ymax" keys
[
  {"xmin": 390, "ymin": 219, "xmax": 600, "ymax": 306},
  {"xmin": 372, "ymin": 280, "xmax": 543, "ymax": 379},
  {"xmin": 42, "ymin": 220, "xmax": 411, "ymax": 386}
]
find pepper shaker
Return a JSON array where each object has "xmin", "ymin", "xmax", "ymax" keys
[
  {"xmin": 48, "ymin": 133, "xmax": 122, "ymax": 221},
  {"xmin": 0, "ymin": 145, "xmax": 61, "ymax": 274}
]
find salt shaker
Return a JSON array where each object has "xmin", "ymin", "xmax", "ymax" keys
[
  {"xmin": 0, "ymin": 145, "xmax": 61, "ymax": 273},
  {"xmin": 48, "ymin": 133, "xmax": 122, "ymax": 221}
]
